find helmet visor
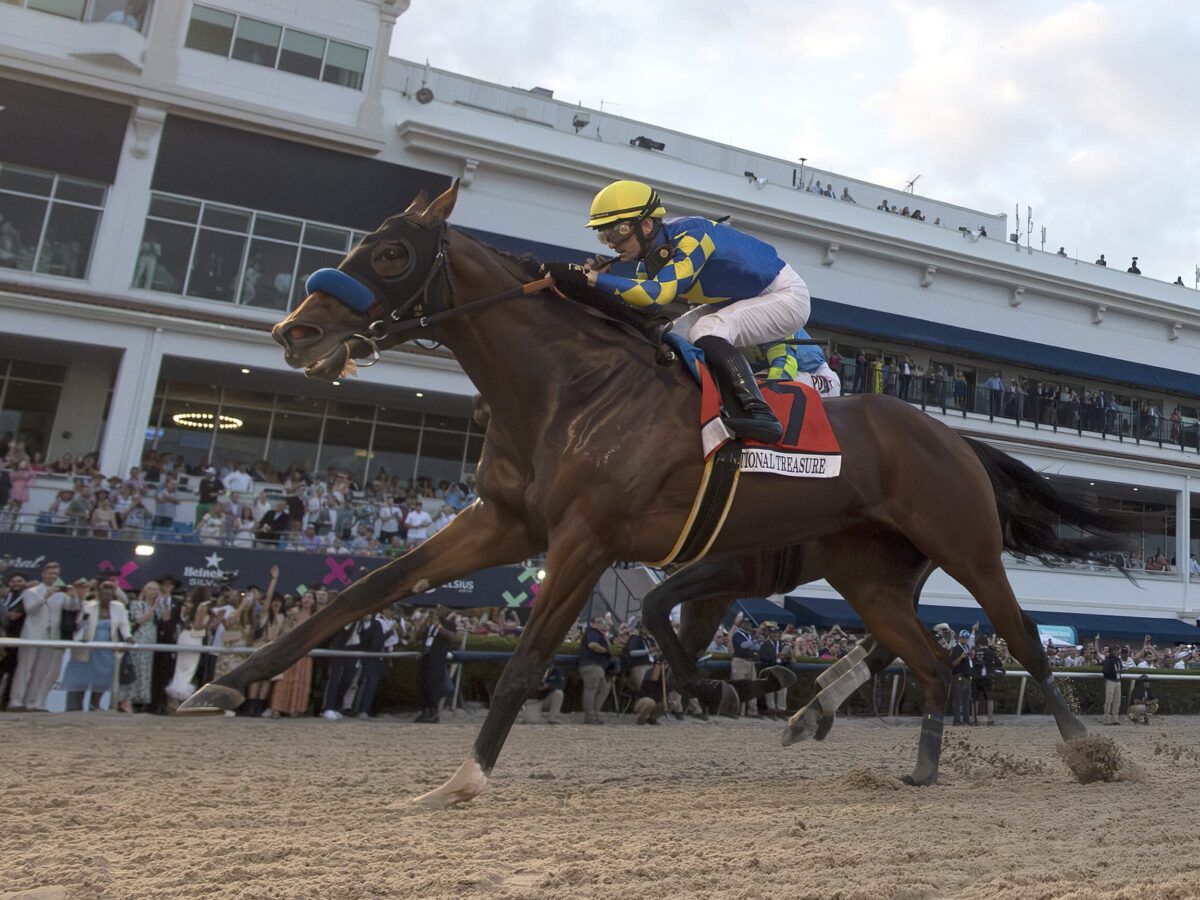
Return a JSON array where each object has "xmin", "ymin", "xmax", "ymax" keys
[{"xmin": 595, "ymin": 219, "xmax": 639, "ymax": 246}]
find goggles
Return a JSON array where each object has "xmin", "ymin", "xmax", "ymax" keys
[{"xmin": 595, "ymin": 219, "xmax": 639, "ymax": 245}]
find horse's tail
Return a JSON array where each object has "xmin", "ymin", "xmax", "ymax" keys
[{"xmin": 963, "ymin": 437, "xmax": 1140, "ymax": 568}]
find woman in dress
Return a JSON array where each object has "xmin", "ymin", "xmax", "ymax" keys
[
  {"xmin": 270, "ymin": 589, "xmax": 315, "ymax": 717},
  {"xmin": 243, "ymin": 566, "xmax": 281, "ymax": 716},
  {"xmin": 119, "ymin": 581, "xmax": 160, "ymax": 712},
  {"xmin": 232, "ymin": 506, "xmax": 257, "ymax": 548},
  {"xmin": 63, "ymin": 582, "xmax": 132, "ymax": 711},
  {"xmin": 165, "ymin": 587, "xmax": 210, "ymax": 708},
  {"xmin": 89, "ymin": 495, "xmax": 118, "ymax": 538},
  {"xmin": 214, "ymin": 592, "xmax": 255, "ymax": 684},
  {"xmin": 4, "ymin": 458, "xmax": 34, "ymax": 530}
]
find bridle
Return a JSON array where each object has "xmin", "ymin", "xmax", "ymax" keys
[{"xmin": 305, "ymin": 222, "xmax": 553, "ymax": 368}]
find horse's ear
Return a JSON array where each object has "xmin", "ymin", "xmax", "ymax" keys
[
  {"xmin": 402, "ymin": 190, "xmax": 429, "ymax": 217},
  {"xmin": 421, "ymin": 180, "xmax": 459, "ymax": 226}
]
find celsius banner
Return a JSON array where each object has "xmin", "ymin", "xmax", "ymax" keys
[{"xmin": 0, "ymin": 533, "xmax": 542, "ymax": 609}]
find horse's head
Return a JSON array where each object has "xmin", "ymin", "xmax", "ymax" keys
[{"xmin": 271, "ymin": 182, "xmax": 459, "ymax": 379}]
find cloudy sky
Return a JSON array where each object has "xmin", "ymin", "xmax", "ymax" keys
[{"xmin": 391, "ymin": 1, "xmax": 1200, "ymax": 287}]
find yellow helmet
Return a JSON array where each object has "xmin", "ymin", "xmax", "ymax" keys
[{"xmin": 587, "ymin": 180, "xmax": 666, "ymax": 229}]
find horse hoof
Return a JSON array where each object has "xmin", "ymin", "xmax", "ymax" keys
[
  {"xmin": 175, "ymin": 683, "xmax": 245, "ymax": 716},
  {"xmin": 716, "ymin": 682, "xmax": 741, "ymax": 718},
  {"xmin": 411, "ymin": 758, "xmax": 489, "ymax": 810},
  {"xmin": 782, "ymin": 704, "xmax": 823, "ymax": 746},
  {"xmin": 900, "ymin": 772, "xmax": 938, "ymax": 787},
  {"xmin": 761, "ymin": 665, "xmax": 797, "ymax": 691}
]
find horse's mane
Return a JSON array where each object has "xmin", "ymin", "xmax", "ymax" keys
[{"xmin": 453, "ymin": 228, "xmax": 542, "ymax": 280}]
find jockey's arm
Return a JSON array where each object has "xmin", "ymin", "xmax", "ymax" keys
[{"xmin": 592, "ymin": 231, "xmax": 712, "ymax": 308}]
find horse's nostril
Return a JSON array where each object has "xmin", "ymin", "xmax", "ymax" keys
[{"xmin": 287, "ymin": 324, "xmax": 320, "ymax": 343}]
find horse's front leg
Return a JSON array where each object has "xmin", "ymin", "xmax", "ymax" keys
[
  {"xmin": 413, "ymin": 535, "xmax": 610, "ymax": 809},
  {"xmin": 177, "ymin": 501, "xmax": 535, "ymax": 714}
]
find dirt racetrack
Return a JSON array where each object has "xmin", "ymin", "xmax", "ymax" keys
[{"xmin": 4, "ymin": 711, "xmax": 1200, "ymax": 899}]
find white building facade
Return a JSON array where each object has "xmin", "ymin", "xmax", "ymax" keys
[{"xmin": 3, "ymin": 0, "xmax": 1200, "ymax": 629}]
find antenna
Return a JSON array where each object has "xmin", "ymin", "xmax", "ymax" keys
[
  {"xmin": 904, "ymin": 175, "xmax": 921, "ymax": 194},
  {"xmin": 1026, "ymin": 206, "xmax": 1034, "ymax": 254}
]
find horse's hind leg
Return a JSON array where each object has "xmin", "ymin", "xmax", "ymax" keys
[
  {"xmin": 784, "ymin": 534, "xmax": 933, "ymax": 746},
  {"xmin": 947, "ymin": 559, "xmax": 1086, "ymax": 742}
]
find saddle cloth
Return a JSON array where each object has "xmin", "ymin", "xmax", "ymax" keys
[{"xmin": 668, "ymin": 333, "xmax": 841, "ymax": 478}]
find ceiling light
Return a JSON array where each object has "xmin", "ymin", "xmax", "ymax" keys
[
  {"xmin": 240, "ymin": 367, "xmax": 251, "ymax": 374},
  {"xmin": 171, "ymin": 412, "xmax": 243, "ymax": 431},
  {"xmin": 134, "ymin": 544, "xmax": 155, "ymax": 557},
  {"xmin": 415, "ymin": 392, "xmax": 424, "ymax": 398},
  {"xmin": 331, "ymin": 381, "xmax": 340, "ymax": 386}
]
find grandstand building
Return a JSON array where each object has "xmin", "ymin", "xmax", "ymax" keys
[{"xmin": 3, "ymin": 0, "xmax": 1200, "ymax": 637}]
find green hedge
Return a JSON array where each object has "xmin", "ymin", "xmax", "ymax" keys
[{"xmin": 372, "ymin": 643, "xmax": 1200, "ymax": 717}]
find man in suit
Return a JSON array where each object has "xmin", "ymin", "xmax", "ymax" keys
[
  {"xmin": 351, "ymin": 610, "xmax": 396, "ymax": 719},
  {"xmin": 757, "ymin": 622, "xmax": 789, "ymax": 718},
  {"xmin": 320, "ymin": 617, "xmax": 363, "ymax": 720},
  {"xmin": 9, "ymin": 561, "xmax": 68, "ymax": 712},
  {"xmin": 255, "ymin": 500, "xmax": 290, "ymax": 546},
  {"xmin": 1, "ymin": 571, "xmax": 29, "ymax": 709}
]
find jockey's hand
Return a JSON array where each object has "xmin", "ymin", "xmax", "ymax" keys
[{"xmin": 542, "ymin": 262, "xmax": 589, "ymax": 290}]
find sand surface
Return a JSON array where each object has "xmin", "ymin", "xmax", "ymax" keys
[{"xmin": 3, "ymin": 711, "xmax": 1200, "ymax": 899}]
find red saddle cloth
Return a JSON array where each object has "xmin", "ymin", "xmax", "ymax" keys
[{"xmin": 699, "ymin": 364, "xmax": 842, "ymax": 477}]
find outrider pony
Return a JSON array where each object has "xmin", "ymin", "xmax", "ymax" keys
[{"xmin": 179, "ymin": 183, "xmax": 1132, "ymax": 805}]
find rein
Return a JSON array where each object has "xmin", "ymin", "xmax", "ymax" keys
[{"xmin": 349, "ymin": 275, "xmax": 556, "ymax": 367}]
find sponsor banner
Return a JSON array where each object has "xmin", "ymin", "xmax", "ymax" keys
[
  {"xmin": 0, "ymin": 532, "xmax": 540, "ymax": 609},
  {"xmin": 1037, "ymin": 624, "xmax": 1078, "ymax": 647},
  {"xmin": 739, "ymin": 448, "xmax": 842, "ymax": 478}
]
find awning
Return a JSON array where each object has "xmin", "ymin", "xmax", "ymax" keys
[
  {"xmin": 723, "ymin": 597, "xmax": 796, "ymax": 627},
  {"xmin": 784, "ymin": 596, "xmax": 1200, "ymax": 644}
]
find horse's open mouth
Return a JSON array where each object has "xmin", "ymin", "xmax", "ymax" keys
[{"xmin": 304, "ymin": 343, "xmax": 350, "ymax": 380}]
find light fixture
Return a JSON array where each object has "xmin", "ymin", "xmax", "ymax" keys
[
  {"xmin": 171, "ymin": 412, "xmax": 243, "ymax": 431},
  {"xmin": 536, "ymin": 569, "xmax": 546, "ymax": 582},
  {"xmin": 745, "ymin": 170, "xmax": 757, "ymax": 182},
  {"xmin": 240, "ymin": 367, "xmax": 251, "ymax": 374},
  {"xmin": 134, "ymin": 544, "xmax": 155, "ymax": 557},
  {"xmin": 571, "ymin": 111, "xmax": 591, "ymax": 133},
  {"xmin": 415, "ymin": 391, "xmax": 424, "ymax": 398},
  {"xmin": 1133, "ymin": 487, "xmax": 1139, "ymax": 491},
  {"xmin": 331, "ymin": 380, "xmax": 340, "ymax": 386}
]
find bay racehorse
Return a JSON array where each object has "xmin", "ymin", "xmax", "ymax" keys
[{"xmin": 179, "ymin": 183, "xmax": 1133, "ymax": 804}]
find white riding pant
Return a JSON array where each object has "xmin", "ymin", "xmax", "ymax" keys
[
  {"xmin": 678, "ymin": 264, "xmax": 811, "ymax": 348},
  {"xmin": 792, "ymin": 363, "xmax": 842, "ymax": 398}
]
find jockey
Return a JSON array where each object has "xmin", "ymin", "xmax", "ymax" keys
[
  {"xmin": 543, "ymin": 180, "xmax": 811, "ymax": 443},
  {"xmin": 751, "ymin": 327, "xmax": 842, "ymax": 397}
]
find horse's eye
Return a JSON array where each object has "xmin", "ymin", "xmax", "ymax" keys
[
  {"xmin": 382, "ymin": 247, "xmax": 402, "ymax": 260},
  {"xmin": 372, "ymin": 244, "xmax": 408, "ymax": 277}
]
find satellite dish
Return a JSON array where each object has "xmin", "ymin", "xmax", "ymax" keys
[{"xmin": 415, "ymin": 87, "xmax": 434, "ymax": 104}]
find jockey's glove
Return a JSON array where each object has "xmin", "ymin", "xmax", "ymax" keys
[{"xmin": 542, "ymin": 261, "xmax": 589, "ymax": 289}]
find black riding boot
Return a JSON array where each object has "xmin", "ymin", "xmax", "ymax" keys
[{"xmin": 695, "ymin": 335, "xmax": 783, "ymax": 443}]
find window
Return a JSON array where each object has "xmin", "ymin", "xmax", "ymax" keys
[
  {"xmin": 10, "ymin": 0, "xmax": 150, "ymax": 30},
  {"xmin": 0, "ymin": 163, "xmax": 105, "ymax": 280},
  {"xmin": 323, "ymin": 40, "xmax": 368, "ymax": 90},
  {"xmin": 184, "ymin": 5, "xmax": 368, "ymax": 90},
  {"xmin": 184, "ymin": 5, "xmax": 234, "ymax": 55},
  {"xmin": 279, "ymin": 29, "xmax": 324, "ymax": 79},
  {"xmin": 231, "ymin": 16, "xmax": 280, "ymax": 68},
  {"xmin": 136, "ymin": 192, "xmax": 364, "ymax": 311},
  {"xmin": 0, "ymin": 356, "xmax": 67, "ymax": 459}
]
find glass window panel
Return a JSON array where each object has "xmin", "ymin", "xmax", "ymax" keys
[
  {"xmin": 240, "ymin": 238, "xmax": 298, "ymax": 310},
  {"xmin": 291, "ymin": 246, "xmax": 344, "ymax": 307},
  {"xmin": 210, "ymin": 406, "xmax": 271, "ymax": 470},
  {"xmin": 184, "ymin": 5, "xmax": 235, "ymax": 56},
  {"xmin": 149, "ymin": 195, "xmax": 201, "ymax": 223},
  {"xmin": 152, "ymin": 424, "xmax": 214, "ymax": 473},
  {"xmin": 275, "ymin": 394, "xmax": 326, "ymax": 417},
  {"xmin": 252, "ymin": 214, "xmax": 302, "ymax": 241},
  {"xmin": 231, "ymin": 17, "xmax": 281, "ymax": 67},
  {"xmin": 0, "ymin": 193, "xmax": 47, "ymax": 272},
  {"xmin": 6, "ymin": 379, "xmax": 61, "ymax": 412},
  {"xmin": 369, "ymin": 424, "xmax": 418, "ymax": 486},
  {"xmin": 302, "ymin": 223, "xmax": 350, "ymax": 251},
  {"xmin": 424, "ymin": 412, "xmax": 469, "ymax": 432},
  {"xmin": 0, "ymin": 166, "xmax": 53, "ymax": 196},
  {"xmin": 327, "ymin": 399, "xmax": 375, "ymax": 420},
  {"xmin": 186, "ymin": 229, "xmax": 246, "ymax": 302},
  {"xmin": 11, "ymin": 361, "xmax": 66, "ymax": 383},
  {"xmin": 219, "ymin": 387, "xmax": 274, "ymax": 410},
  {"xmin": 35, "ymin": 203, "xmax": 101, "ymax": 279},
  {"xmin": 322, "ymin": 41, "xmax": 368, "ymax": 90},
  {"xmin": 317, "ymin": 418, "xmax": 373, "ymax": 484},
  {"xmin": 53, "ymin": 178, "xmax": 106, "ymax": 206},
  {"xmin": 278, "ymin": 29, "xmax": 325, "ymax": 79},
  {"xmin": 133, "ymin": 219, "xmax": 194, "ymax": 293},
  {"xmin": 416, "ymin": 429, "xmax": 467, "ymax": 485},
  {"xmin": 268, "ymin": 413, "xmax": 322, "ymax": 477},
  {"xmin": 86, "ymin": 0, "xmax": 149, "ymax": 30},
  {"xmin": 27, "ymin": 0, "xmax": 85, "ymax": 19},
  {"xmin": 201, "ymin": 204, "xmax": 251, "ymax": 233},
  {"xmin": 167, "ymin": 381, "xmax": 220, "ymax": 404},
  {"xmin": 375, "ymin": 405, "xmax": 423, "ymax": 426}
]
